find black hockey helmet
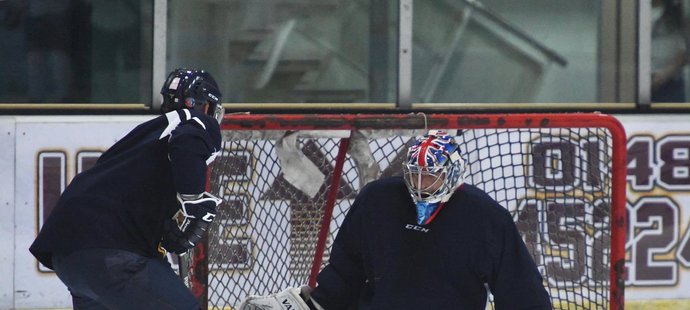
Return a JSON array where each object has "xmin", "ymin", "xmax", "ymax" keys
[{"xmin": 160, "ymin": 68, "xmax": 224, "ymax": 123}]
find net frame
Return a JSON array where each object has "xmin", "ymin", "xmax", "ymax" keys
[{"xmin": 191, "ymin": 113, "xmax": 626, "ymax": 310}]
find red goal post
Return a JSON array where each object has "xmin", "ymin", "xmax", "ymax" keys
[{"xmin": 191, "ymin": 113, "xmax": 626, "ymax": 310}]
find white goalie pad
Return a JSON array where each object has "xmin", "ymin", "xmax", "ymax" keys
[
  {"xmin": 275, "ymin": 132, "xmax": 325, "ymax": 198},
  {"xmin": 348, "ymin": 130, "xmax": 381, "ymax": 188},
  {"xmin": 237, "ymin": 286, "xmax": 322, "ymax": 310}
]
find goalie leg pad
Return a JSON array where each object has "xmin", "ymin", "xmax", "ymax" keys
[{"xmin": 238, "ymin": 286, "xmax": 313, "ymax": 310}]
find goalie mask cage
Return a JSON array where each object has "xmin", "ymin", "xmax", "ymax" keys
[{"xmin": 190, "ymin": 113, "xmax": 626, "ymax": 310}]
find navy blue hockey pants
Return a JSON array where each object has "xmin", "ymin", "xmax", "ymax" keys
[{"xmin": 52, "ymin": 248, "xmax": 199, "ymax": 310}]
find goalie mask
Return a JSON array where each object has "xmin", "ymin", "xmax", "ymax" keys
[
  {"xmin": 403, "ymin": 131, "xmax": 467, "ymax": 225},
  {"xmin": 160, "ymin": 68, "xmax": 225, "ymax": 123}
]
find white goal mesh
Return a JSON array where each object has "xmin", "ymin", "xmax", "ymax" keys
[{"xmin": 190, "ymin": 113, "xmax": 626, "ymax": 310}]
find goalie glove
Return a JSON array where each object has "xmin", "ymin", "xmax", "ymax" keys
[
  {"xmin": 161, "ymin": 192, "xmax": 222, "ymax": 254},
  {"xmin": 237, "ymin": 286, "xmax": 324, "ymax": 310}
]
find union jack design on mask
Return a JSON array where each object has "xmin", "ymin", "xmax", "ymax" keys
[
  {"xmin": 408, "ymin": 132, "xmax": 456, "ymax": 168},
  {"xmin": 403, "ymin": 131, "xmax": 467, "ymax": 225}
]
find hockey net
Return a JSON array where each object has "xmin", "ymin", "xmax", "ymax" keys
[{"xmin": 188, "ymin": 113, "xmax": 626, "ymax": 310}]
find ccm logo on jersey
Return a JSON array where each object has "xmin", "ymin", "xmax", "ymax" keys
[{"xmin": 405, "ymin": 224, "xmax": 430, "ymax": 233}]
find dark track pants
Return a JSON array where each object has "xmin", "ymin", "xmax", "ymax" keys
[{"xmin": 52, "ymin": 248, "xmax": 199, "ymax": 310}]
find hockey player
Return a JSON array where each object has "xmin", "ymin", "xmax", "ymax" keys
[
  {"xmin": 30, "ymin": 68, "xmax": 225, "ymax": 309},
  {"xmin": 238, "ymin": 131, "xmax": 552, "ymax": 309}
]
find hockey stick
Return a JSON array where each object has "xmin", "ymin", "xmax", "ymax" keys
[
  {"xmin": 178, "ymin": 251, "xmax": 191, "ymax": 286},
  {"xmin": 172, "ymin": 210, "xmax": 193, "ymax": 286}
]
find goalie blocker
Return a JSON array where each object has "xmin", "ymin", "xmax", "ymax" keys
[{"xmin": 238, "ymin": 286, "xmax": 325, "ymax": 310}]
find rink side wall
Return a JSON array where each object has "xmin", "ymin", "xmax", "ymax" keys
[{"xmin": 2, "ymin": 114, "xmax": 690, "ymax": 309}]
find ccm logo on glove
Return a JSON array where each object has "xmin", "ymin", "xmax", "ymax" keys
[{"xmin": 202, "ymin": 212, "xmax": 216, "ymax": 222}]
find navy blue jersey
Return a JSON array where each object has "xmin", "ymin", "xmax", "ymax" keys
[
  {"xmin": 311, "ymin": 177, "xmax": 551, "ymax": 310},
  {"xmin": 30, "ymin": 109, "xmax": 221, "ymax": 269}
]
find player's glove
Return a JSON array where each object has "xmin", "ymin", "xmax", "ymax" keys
[
  {"xmin": 161, "ymin": 192, "xmax": 222, "ymax": 254},
  {"xmin": 237, "ymin": 286, "xmax": 324, "ymax": 310},
  {"xmin": 178, "ymin": 191, "xmax": 222, "ymax": 222},
  {"xmin": 161, "ymin": 218, "xmax": 190, "ymax": 254}
]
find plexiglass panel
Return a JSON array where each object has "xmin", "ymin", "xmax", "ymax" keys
[
  {"xmin": 167, "ymin": 0, "xmax": 398, "ymax": 104},
  {"xmin": 0, "ymin": 0, "xmax": 152, "ymax": 104},
  {"xmin": 650, "ymin": 0, "xmax": 690, "ymax": 103},
  {"xmin": 413, "ymin": 0, "xmax": 602, "ymax": 103}
]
